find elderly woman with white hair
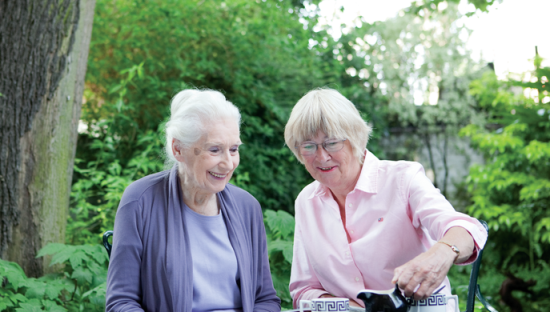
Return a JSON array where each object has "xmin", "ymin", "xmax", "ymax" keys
[
  {"xmin": 106, "ymin": 89, "xmax": 280, "ymax": 312},
  {"xmin": 285, "ymin": 88, "xmax": 487, "ymax": 312}
]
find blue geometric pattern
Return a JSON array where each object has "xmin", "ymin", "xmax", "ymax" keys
[
  {"xmin": 407, "ymin": 294, "xmax": 446, "ymax": 307},
  {"xmin": 312, "ymin": 300, "xmax": 349, "ymax": 311}
]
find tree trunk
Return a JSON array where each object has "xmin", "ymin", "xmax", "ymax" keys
[{"xmin": 0, "ymin": 0, "xmax": 96, "ymax": 277}]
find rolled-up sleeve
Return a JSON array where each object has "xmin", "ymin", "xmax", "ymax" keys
[{"xmin": 406, "ymin": 165, "xmax": 488, "ymax": 264}]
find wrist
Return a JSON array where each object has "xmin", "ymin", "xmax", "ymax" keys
[{"xmin": 437, "ymin": 241, "xmax": 460, "ymax": 263}]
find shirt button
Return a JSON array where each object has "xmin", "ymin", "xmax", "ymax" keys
[
  {"xmin": 355, "ymin": 277, "xmax": 360, "ymax": 282},
  {"xmin": 348, "ymin": 203, "xmax": 353, "ymax": 207},
  {"xmin": 345, "ymin": 251, "xmax": 350, "ymax": 256},
  {"xmin": 350, "ymin": 230, "xmax": 355, "ymax": 234}
]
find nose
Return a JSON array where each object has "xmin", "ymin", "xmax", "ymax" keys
[
  {"xmin": 315, "ymin": 144, "xmax": 331, "ymax": 162},
  {"xmin": 219, "ymin": 149, "xmax": 235, "ymax": 171}
]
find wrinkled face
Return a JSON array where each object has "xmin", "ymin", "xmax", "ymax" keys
[
  {"xmin": 173, "ymin": 118, "xmax": 241, "ymax": 195},
  {"xmin": 301, "ymin": 131, "xmax": 361, "ymax": 196}
]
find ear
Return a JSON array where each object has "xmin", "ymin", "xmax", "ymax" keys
[{"xmin": 172, "ymin": 138, "xmax": 186, "ymax": 162}]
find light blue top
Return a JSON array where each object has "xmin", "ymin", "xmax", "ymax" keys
[{"xmin": 184, "ymin": 206, "xmax": 243, "ymax": 312}]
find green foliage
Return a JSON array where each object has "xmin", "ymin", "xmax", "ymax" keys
[
  {"xmin": 49, "ymin": 0, "xmax": 527, "ymax": 311},
  {"xmin": 264, "ymin": 209, "xmax": 295, "ymax": 309},
  {"xmin": 460, "ymin": 65, "xmax": 550, "ymax": 311},
  {"xmin": 71, "ymin": 0, "xmax": 351, "ymax": 245},
  {"xmin": 83, "ymin": 0, "xmax": 330, "ymax": 210},
  {"xmin": 0, "ymin": 244, "xmax": 108, "ymax": 312},
  {"xmin": 69, "ymin": 64, "xmax": 165, "ymax": 244}
]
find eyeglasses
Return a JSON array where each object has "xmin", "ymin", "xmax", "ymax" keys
[{"xmin": 295, "ymin": 139, "xmax": 347, "ymax": 156}]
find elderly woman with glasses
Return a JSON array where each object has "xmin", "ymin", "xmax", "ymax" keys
[
  {"xmin": 106, "ymin": 89, "xmax": 280, "ymax": 312},
  {"xmin": 285, "ymin": 88, "xmax": 487, "ymax": 312}
]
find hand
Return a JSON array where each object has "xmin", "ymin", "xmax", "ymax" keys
[
  {"xmin": 391, "ymin": 243, "xmax": 456, "ymax": 300},
  {"xmin": 319, "ymin": 294, "xmax": 362, "ymax": 307}
]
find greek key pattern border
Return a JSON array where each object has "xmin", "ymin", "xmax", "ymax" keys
[
  {"xmin": 312, "ymin": 301, "xmax": 350, "ymax": 311},
  {"xmin": 407, "ymin": 294, "xmax": 446, "ymax": 307}
]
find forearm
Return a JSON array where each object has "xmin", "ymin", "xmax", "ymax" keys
[{"xmin": 438, "ymin": 226, "xmax": 475, "ymax": 264}]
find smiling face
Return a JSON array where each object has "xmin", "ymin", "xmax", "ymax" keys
[
  {"xmin": 173, "ymin": 118, "xmax": 241, "ymax": 195},
  {"xmin": 301, "ymin": 131, "xmax": 362, "ymax": 197}
]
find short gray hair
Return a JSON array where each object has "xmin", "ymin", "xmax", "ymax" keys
[
  {"xmin": 284, "ymin": 88, "xmax": 372, "ymax": 164},
  {"xmin": 165, "ymin": 89, "xmax": 241, "ymax": 164}
]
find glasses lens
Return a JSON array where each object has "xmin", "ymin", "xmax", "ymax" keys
[
  {"xmin": 299, "ymin": 143, "xmax": 317, "ymax": 156},
  {"xmin": 324, "ymin": 140, "xmax": 344, "ymax": 152}
]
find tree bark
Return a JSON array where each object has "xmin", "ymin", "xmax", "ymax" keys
[{"xmin": 0, "ymin": 0, "xmax": 96, "ymax": 277}]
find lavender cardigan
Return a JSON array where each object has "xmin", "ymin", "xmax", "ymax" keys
[{"xmin": 106, "ymin": 166, "xmax": 281, "ymax": 312}]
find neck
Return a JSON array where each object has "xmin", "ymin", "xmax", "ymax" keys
[
  {"xmin": 331, "ymin": 164, "xmax": 362, "ymax": 208},
  {"xmin": 178, "ymin": 170, "xmax": 219, "ymax": 216}
]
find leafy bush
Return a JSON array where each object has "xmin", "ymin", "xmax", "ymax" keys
[
  {"xmin": 68, "ymin": 64, "xmax": 165, "ymax": 245},
  {"xmin": 459, "ymin": 60, "xmax": 550, "ymax": 311},
  {"xmin": 0, "ymin": 244, "xmax": 108, "ymax": 312},
  {"xmin": 264, "ymin": 209, "xmax": 295, "ymax": 309}
]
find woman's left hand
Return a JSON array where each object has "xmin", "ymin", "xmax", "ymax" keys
[{"xmin": 391, "ymin": 226, "xmax": 475, "ymax": 300}]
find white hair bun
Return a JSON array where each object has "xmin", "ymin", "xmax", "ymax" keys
[{"xmin": 164, "ymin": 89, "xmax": 241, "ymax": 166}]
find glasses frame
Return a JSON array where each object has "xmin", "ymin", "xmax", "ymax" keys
[{"xmin": 295, "ymin": 139, "xmax": 347, "ymax": 156}]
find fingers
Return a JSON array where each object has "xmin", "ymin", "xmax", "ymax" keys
[
  {"xmin": 409, "ymin": 271, "xmax": 439, "ymax": 300},
  {"xmin": 391, "ymin": 265, "xmax": 403, "ymax": 284},
  {"xmin": 392, "ymin": 250, "xmax": 453, "ymax": 299},
  {"xmin": 393, "ymin": 265, "xmax": 417, "ymax": 297}
]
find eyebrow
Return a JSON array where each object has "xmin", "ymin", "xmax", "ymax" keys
[
  {"xmin": 204, "ymin": 142, "xmax": 243, "ymax": 146},
  {"xmin": 303, "ymin": 136, "xmax": 334, "ymax": 142}
]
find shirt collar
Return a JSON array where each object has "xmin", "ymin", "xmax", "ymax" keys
[
  {"xmin": 308, "ymin": 149, "xmax": 379, "ymax": 200},
  {"xmin": 355, "ymin": 149, "xmax": 379, "ymax": 194}
]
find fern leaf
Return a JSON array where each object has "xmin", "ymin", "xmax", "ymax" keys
[{"xmin": 36, "ymin": 244, "xmax": 67, "ymax": 258}]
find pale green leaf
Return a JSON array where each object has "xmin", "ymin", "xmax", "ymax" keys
[
  {"xmin": 50, "ymin": 246, "xmax": 76, "ymax": 266},
  {"xmin": 15, "ymin": 299, "xmax": 42, "ymax": 312},
  {"xmin": 10, "ymin": 293, "xmax": 28, "ymax": 304},
  {"xmin": 24, "ymin": 282, "xmax": 46, "ymax": 298},
  {"xmin": 44, "ymin": 282, "xmax": 66, "ymax": 300},
  {"xmin": 36, "ymin": 243, "xmax": 67, "ymax": 258},
  {"xmin": 43, "ymin": 300, "xmax": 67, "ymax": 312},
  {"xmin": 71, "ymin": 267, "xmax": 93, "ymax": 284},
  {"xmin": 264, "ymin": 209, "xmax": 295, "ymax": 239},
  {"xmin": 69, "ymin": 250, "xmax": 88, "ymax": 268}
]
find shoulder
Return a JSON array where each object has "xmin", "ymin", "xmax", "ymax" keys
[
  {"xmin": 224, "ymin": 183, "xmax": 260, "ymax": 207},
  {"xmin": 223, "ymin": 184, "xmax": 263, "ymax": 220},
  {"xmin": 292, "ymin": 180, "xmax": 320, "ymax": 220},
  {"xmin": 118, "ymin": 170, "xmax": 170, "ymax": 211},
  {"xmin": 377, "ymin": 159, "xmax": 425, "ymax": 182},
  {"xmin": 295, "ymin": 180, "xmax": 319, "ymax": 202},
  {"xmin": 378, "ymin": 159, "xmax": 424, "ymax": 173},
  {"xmin": 222, "ymin": 184, "xmax": 265, "ymax": 229}
]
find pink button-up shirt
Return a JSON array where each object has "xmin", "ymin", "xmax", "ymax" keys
[{"xmin": 289, "ymin": 150, "xmax": 487, "ymax": 311}]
